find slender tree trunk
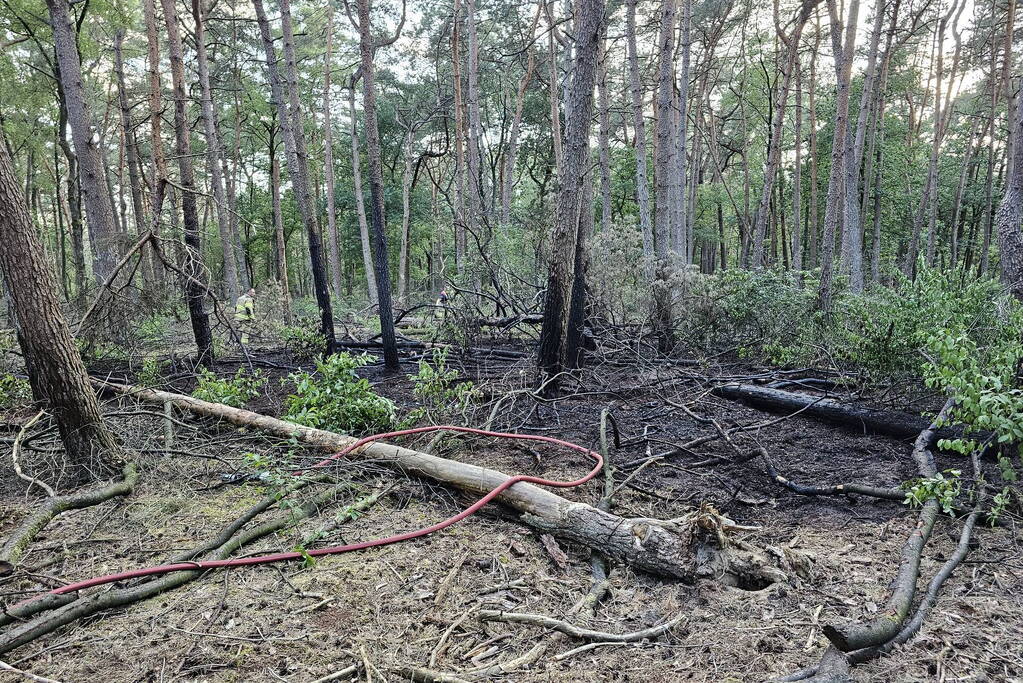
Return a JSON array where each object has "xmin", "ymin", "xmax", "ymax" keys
[
  {"xmin": 597, "ymin": 36, "xmax": 612, "ymax": 234},
  {"xmin": 625, "ymin": 0, "xmax": 654, "ymax": 270},
  {"xmin": 397, "ymin": 126, "xmax": 415, "ymax": 303},
  {"xmin": 674, "ymin": 0, "xmax": 691, "ymax": 258},
  {"xmin": 817, "ymin": 0, "xmax": 859, "ymax": 312},
  {"xmin": 465, "ymin": 0, "xmax": 486, "ymax": 252},
  {"xmin": 192, "ymin": 0, "xmax": 240, "ymax": 303},
  {"xmin": 791, "ymin": 55, "xmax": 804, "ymax": 272},
  {"xmin": 0, "ymin": 137, "xmax": 122, "ymax": 483},
  {"xmin": 323, "ymin": 2, "xmax": 345, "ymax": 299},
  {"xmin": 451, "ymin": 0, "xmax": 468, "ymax": 276},
  {"xmin": 161, "ymin": 0, "xmax": 215, "ymax": 364},
  {"xmin": 653, "ymin": 0, "xmax": 678, "ymax": 257},
  {"xmin": 113, "ymin": 31, "xmax": 153, "ymax": 291},
  {"xmin": 353, "ymin": 0, "xmax": 401, "ymax": 370},
  {"xmin": 268, "ymin": 125, "xmax": 292, "ymax": 323},
  {"xmin": 47, "ymin": 0, "xmax": 119, "ymax": 285},
  {"xmin": 347, "ymin": 82, "xmax": 378, "ymax": 304},
  {"xmin": 807, "ymin": 13, "xmax": 822, "ymax": 268},
  {"xmin": 751, "ymin": 0, "xmax": 815, "ymax": 269}
]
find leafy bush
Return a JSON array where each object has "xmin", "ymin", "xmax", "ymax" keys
[
  {"xmin": 278, "ymin": 317, "xmax": 327, "ymax": 359},
  {"xmin": 283, "ymin": 353, "xmax": 396, "ymax": 435},
  {"xmin": 192, "ymin": 368, "xmax": 266, "ymax": 407},
  {"xmin": 137, "ymin": 357, "xmax": 168, "ymax": 388},
  {"xmin": 408, "ymin": 348, "xmax": 478, "ymax": 423},
  {"xmin": 0, "ymin": 374, "xmax": 32, "ymax": 410}
]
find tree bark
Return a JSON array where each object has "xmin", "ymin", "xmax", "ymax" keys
[
  {"xmin": 323, "ymin": 2, "xmax": 345, "ymax": 299},
  {"xmin": 997, "ymin": 76, "xmax": 1023, "ymax": 300},
  {"xmin": 347, "ymin": 80, "xmax": 379, "ymax": 305},
  {"xmin": 161, "ymin": 0, "xmax": 215, "ymax": 365},
  {"xmin": 46, "ymin": 0, "xmax": 119, "ymax": 285},
  {"xmin": 352, "ymin": 0, "xmax": 402, "ymax": 370},
  {"xmin": 0, "ymin": 138, "xmax": 122, "ymax": 483},
  {"xmin": 625, "ymin": 0, "xmax": 654, "ymax": 271},
  {"xmin": 192, "ymin": 0, "xmax": 240, "ymax": 303},
  {"xmin": 537, "ymin": 0, "xmax": 605, "ymax": 388},
  {"xmin": 112, "ymin": 30, "xmax": 153, "ymax": 291},
  {"xmin": 253, "ymin": 0, "xmax": 336, "ymax": 350},
  {"xmin": 268, "ymin": 124, "xmax": 293, "ymax": 323},
  {"xmin": 816, "ymin": 0, "xmax": 859, "ymax": 312}
]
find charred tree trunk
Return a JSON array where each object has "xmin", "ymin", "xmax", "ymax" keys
[
  {"xmin": 351, "ymin": 0, "xmax": 403, "ymax": 370},
  {"xmin": 323, "ymin": 3, "xmax": 345, "ymax": 299},
  {"xmin": 161, "ymin": 0, "xmax": 215, "ymax": 365},
  {"xmin": 537, "ymin": 0, "xmax": 605, "ymax": 388}
]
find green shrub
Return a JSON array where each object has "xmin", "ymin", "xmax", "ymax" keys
[
  {"xmin": 283, "ymin": 353, "xmax": 396, "ymax": 435},
  {"xmin": 408, "ymin": 348, "xmax": 478, "ymax": 423},
  {"xmin": 192, "ymin": 368, "xmax": 266, "ymax": 407},
  {"xmin": 0, "ymin": 374, "xmax": 32, "ymax": 410},
  {"xmin": 278, "ymin": 318, "xmax": 327, "ymax": 359},
  {"xmin": 137, "ymin": 357, "xmax": 168, "ymax": 388}
]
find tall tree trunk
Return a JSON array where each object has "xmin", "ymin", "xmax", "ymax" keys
[
  {"xmin": 501, "ymin": 29, "xmax": 537, "ymax": 227},
  {"xmin": 997, "ymin": 77, "xmax": 1023, "ymax": 300},
  {"xmin": 817, "ymin": 0, "xmax": 859, "ymax": 312},
  {"xmin": 751, "ymin": 0, "xmax": 816, "ymax": 269},
  {"xmin": 397, "ymin": 126, "xmax": 415, "ymax": 303},
  {"xmin": 347, "ymin": 81, "xmax": 378, "ymax": 304},
  {"xmin": 537, "ymin": 0, "xmax": 605, "ymax": 389},
  {"xmin": 674, "ymin": 0, "xmax": 691, "ymax": 259},
  {"xmin": 791, "ymin": 54, "xmax": 804, "ymax": 272},
  {"xmin": 192, "ymin": 0, "xmax": 240, "ymax": 303},
  {"xmin": 451, "ymin": 0, "xmax": 468, "ymax": 276},
  {"xmin": 161, "ymin": 0, "xmax": 215, "ymax": 364},
  {"xmin": 268, "ymin": 125, "xmax": 292, "ymax": 323},
  {"xmin": 625, "ymin": 0, "xmax": 654, "ymax": 270},
  {"xmin": 276, "ymin": 0, "xmax": 336, "ymax": 348},
  {"xmin": 352, "ymin": 0, "xmax": 402, "ymax": 370},
  {"xmin": 0, "ymin": 137, "xmax": 122, "ymax": 482},
  {"xmin": 322, "ymin": 2, "xmax": 345, "ymax": 299},
  {"xmin": 113, "ymin": 30, "xmax": 153, "ymax": 291},
  {"xmin": 464, "ymin": 0, "xmax": 486, "ymax": 276},
  {"xmin": 597, "ymin": 36, "xmax": 612, "ymax": 234},
  {"xmin": 653, "ymin": 0, "xmax": 679, "ymax": 257},
  {"xmin": 46, "ymin": 0, "xmax": 119, "ymax": 285}
]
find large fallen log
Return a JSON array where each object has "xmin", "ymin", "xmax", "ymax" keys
[
  {"xmin": 711, "ymin": 383, "xmax": 963, "ymax": 441},
  {"xmin": 94, "ymin": 380, "xmax": 780, "ymax": 585}
]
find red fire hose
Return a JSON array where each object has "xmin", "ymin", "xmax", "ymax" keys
[{"xmin": 37, "ymin": 426, "xmax": 603, "ymax": 600}]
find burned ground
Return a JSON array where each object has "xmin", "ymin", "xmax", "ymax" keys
[{"xmin": 0, "ymin": 346, "xmax": 1020, "ymax": 682}]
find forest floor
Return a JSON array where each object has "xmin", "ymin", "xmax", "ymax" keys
[{"xmin": 1, "ymin": 336, "xmax": 1021, "ymax": 682}]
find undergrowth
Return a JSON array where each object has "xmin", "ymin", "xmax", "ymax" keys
[{"xmin": 283, "ymin": 353, "xmax": 397, "ymax": 435}]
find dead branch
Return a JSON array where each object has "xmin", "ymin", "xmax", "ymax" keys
[
  {"xmin": 477, "ymin": 609, "xmax": 685, "ymax": 642},
  {"xmin": 0, "ymin": 463, "xmax": 138, "ymax": 576}
]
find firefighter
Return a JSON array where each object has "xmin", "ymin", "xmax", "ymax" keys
[{"xmin": 235, "ymin": 288, "xmax": 256, "ymax": 344}]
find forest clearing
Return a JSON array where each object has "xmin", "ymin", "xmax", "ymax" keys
[{"xmin": 1, "ymin": 0, "xmax": 1022, "ymax": 679}]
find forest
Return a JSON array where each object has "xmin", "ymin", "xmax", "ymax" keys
[{"xmin": 0, "ymin": 0, "xmax": 1022, "ymax": 677}]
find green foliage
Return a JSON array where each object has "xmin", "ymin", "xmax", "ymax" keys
[
  {"xmin": 407, "ymin": 348, "xmax": 478, "ymax": 423},
  {"xmin": 901, "ymin": 469, "xmax": 962, "ymax": 516},
  {"xmin": 283, "ymin": 353, "xmax": 397, "ymax": 435},
  {"xmin": 0, "ymin": 373, "xmax": 32, "ymax": 410},
  {"xmin": 192, "ymin": 368, "xmax": 266, "ymax": 408},
  {"xmin": 137, "ymin": 314, "xmax": 173, "ymax": 344},
  {"xmin": 924, "ymin": 320, "xmax": 1023, "ymax": 458},
  {"xmin": 278, "ymin": 317, "xmax": 327, "ymax": 360},
  {"xmin": 137, "ymin": 357, "xmax": 168, "ymax": 388}
]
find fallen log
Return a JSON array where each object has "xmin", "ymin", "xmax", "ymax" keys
[
  {"xmin": 711, "ymin": 384, "xmax": 964, "ymax": 441},
  {"xmin": 94, "ymin": 380, "xmax": 781, "ymax": 584}
]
